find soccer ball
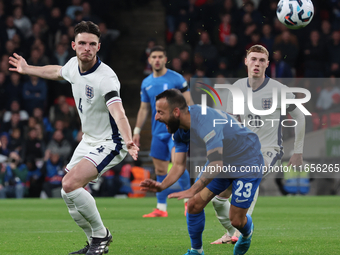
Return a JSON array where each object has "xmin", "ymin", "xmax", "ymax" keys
[{"xmin": 276, "ymin": 0, "xmax": 314, "ymax": 29}]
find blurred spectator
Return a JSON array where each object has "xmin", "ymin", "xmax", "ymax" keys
[
  {"xmin": 97, "ymin": 22, "xmax": 120, "ymax": 64},
  {"xmin": 303, "ymin": 30, "xmax": 327, "ymax": 77},
  {"xmin": 316, "ymin": 82, "xmax": 340, "ymax": 111},
  {"xmin": 26, "ymin": 0, "xmax": 44, "ymax": 24},
  {"xmin": 26, "ymin": 156, "xmax": 43, "ymax": 197},
  {"xmin": 141, "ymin": 38, "xmax": 156, "ymax": 76},
  {"xmin": 0, "ymin": 16, "xmax": 23, "ymax": 42},
  {"xmin": 6, "ymin": 73, "xmax": 24, "ymax": 109},
  {"xmin": 273, "ymin": 30, "xmax": 299, "ymax": 73},
  {"xmin": 167, "ymin": 31, "xmax": 192, "ymax": 63},
  {"xmin": 22, "ymin": 76, "xmax": 47, "ymax": 115},
  {"xmin": 82, "ymin": 1, "xmax": 101, "ymax": 24},
  {"xmin": 170, "ymin": 57, "xmax": 183, "ymax": 74},
  {"xmin": 328, "ymin": 31, "xmax": 340, "ymax": 77},
  {"xmin": 0, "ymin": 132, "xmax": 10, "ymax": 157},
  {"xmin": 258, "ymin": 0, "xmax": 278, "ymax": 25},
  {"xmin": 320, "ymin": 20, "xmax": 332, "ymax": 44},
  {"xmin": 0, "ymin": 71, "xmax": 7, "ymax": 113},
  {"xmin": 41, "ymin": 150, "xmax": 64, "ymax": 198},
  {"xmin": 1, "ymin": 112, "xmax": 25, "ymax": 134},
  {"xmin": 260, "ymin": 24, "xmax": 274, "ymax": 56},
  {"xmin": 217, "ymin": 13, "xmax": 232, "ymax": 45},
  {"xmin": 22, "ymin": 127, "xmax": 44, "ymax": 162},
  {"xmin": 13, "ymin": 6, "xmax": 32, "ymax": 39},
  {"xmin": 220, "ymin": 33, "xmax": 243, "ymax": 77},
  {"xmin": 27, "ymin": 47, "xmax": 49, "ymax": 67},
  {"xmin": 53, "ymin": 119, "xmax": 73, "ymax": 142},
  {"xmin": 8, "ymin": 127, "xmax": 23, "ymax": 153},
  {"xmin": 32, "ymin": 107, "xmax": 53, "ymax": 140},
  {"xmin": 66, "ymin": 0, "xmax": 83, "ymax": 20},
  {"xmin": 194, "ymin": 31, "xmax": 218, "ymax": 76},
  {"xmin": 0, "ymin": 151, "xmax": 28, "ymax": 198},
  {"xmin": 50, "ymin": 43, "xmax": 72, "ymax": 66},
  {"xmin": 45, "ymin": 130, "xmax": 72, "ymax": 163},
  {"xmin": 239, "ymin": 1, "xmax": 262, "ymax": 27},
  {"xmin": 266, "ymin": 50, "xmax": 293, "ymax": 78}
]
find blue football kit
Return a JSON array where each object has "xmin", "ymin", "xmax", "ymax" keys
[{"xmin": 141, "ymin": 69, "xmax": 188, "ymax": 161}]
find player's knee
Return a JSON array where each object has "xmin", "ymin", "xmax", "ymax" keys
[
  {"xmin": 230, "ymin": 216, "xmax": 247, "ymax": 229},
  {"xmin": 187, "ymin": 198, "xmax": 204, "ymax": 214},
  {"xmin": 61, "ymin": 178, "xmax": 74, "ymax": 193}
]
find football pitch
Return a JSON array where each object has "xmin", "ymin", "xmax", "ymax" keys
[{"xmin": 0, "ymin": 196, "xmax": 339, "ymax": 255}]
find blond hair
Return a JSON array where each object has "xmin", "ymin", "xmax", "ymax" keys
[{"xmin": 246, "ymin": 45, "xmax": 269, "ymax": 57}]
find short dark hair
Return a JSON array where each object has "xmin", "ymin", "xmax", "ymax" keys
[
  {"xmin": 150, "ymin": 45, "xmax": 167, "ymax": 56},
  {"xmin": 74, "ymin": 21, "xmax": 101, "ymax": 39},
  {"xmin": 156, "ymin": 89, "xmax": 187, "ymax": 111}
]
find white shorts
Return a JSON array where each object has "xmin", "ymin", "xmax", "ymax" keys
[
  {"xmin": 261, "ymin": 147, "xmax": 283, "ymax": 178},
  {"xmin": 65, "ymin": 139, "xmax": 127, "ymax": 183}
]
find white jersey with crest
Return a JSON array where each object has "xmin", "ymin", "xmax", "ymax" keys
[
  {"xmin": 226, "ymin": 77, "xmax": 295, "ymax": 151},
  {"xmin": 61, "ymin": 56, "xmax": 123, "ymax": 144}
]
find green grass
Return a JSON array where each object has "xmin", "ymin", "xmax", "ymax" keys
[{"xmin": 0, "ymin": 196, "xmax": 339, "ymax": 254}]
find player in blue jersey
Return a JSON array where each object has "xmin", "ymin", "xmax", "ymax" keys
[
  {"xmin": 133, "ymin": 46, "xmax": 191, "ymax": 217},
  {"xmin": 141, "ymin": 89, "xmax": 264, "ymax": 255},
  {"xmin": 9, "ymin": 21, "xmax": 139, "ymax": 255}
]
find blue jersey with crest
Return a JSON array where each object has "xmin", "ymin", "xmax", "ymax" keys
[
  {"xmin": 173, "ymin": 105, "xmax": 262, "ymax": 169},
  {"xmin": 141, "ymin": 69, "xmax": 188, "ymax": 139}
]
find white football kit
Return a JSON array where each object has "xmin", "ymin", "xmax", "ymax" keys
[
  {"xmin": 226, "ymin": 77, "xmax": 295, "ymax": 168},
  {"xmin": 61, "ymin": 57, "xmax": 127, "ymax": 181}
]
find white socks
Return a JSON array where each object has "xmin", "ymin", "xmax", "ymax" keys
[
  {"xmin": 61, "ymin": 189, "xmax": 93, "ymax": 243},
  {"xmin": 191, "ymin": 247, "xmax": 203, "ymax": 254},
  {"xmin": 157, "ymin": 203, "xmax": 167, "ymax": 212},
  {"xmin": 62, "ymin": 188, "xmax": 107, "ymax": 239},
  {"xmin": 212, "ymin": 196, "xmax": 236, "ymax": 236}
]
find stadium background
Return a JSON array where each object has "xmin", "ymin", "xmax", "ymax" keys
[{"xmin": 0, "ymin": 0, "xmax": 339, "ymax": 198}]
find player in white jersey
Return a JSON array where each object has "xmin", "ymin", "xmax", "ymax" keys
[
  {"xmin": 9, "ymin": 21, "xmax": 139, "ymax": 255},
  {"xmin": 211, "ymin": 45, "xmax": 306, "ymax": 245}
]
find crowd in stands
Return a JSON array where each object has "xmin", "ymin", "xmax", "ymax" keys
[
  {"xmin": 1, "ymin": 0, "xmax": 340, "ymax": 198},
  {"xmin": 152, "ymin": 0, "xmax": 340, "ymax": 129},
  {"xmin": 0, "ymin": 0, "xmax": 121, "ymax": 199}
]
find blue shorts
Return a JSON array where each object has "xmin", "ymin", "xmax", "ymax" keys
[
  {"xmin": 150, "ymin": 135, "xmax": 174, "ymax": 161},
  {"xmin": 206, "ymin": 177, "xmax": 261, "ymax": 209}
]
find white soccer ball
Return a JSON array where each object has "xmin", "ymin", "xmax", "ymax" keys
[{"xmin": 276, "ymin": 0, "xmax": 314, "ymax": 29}]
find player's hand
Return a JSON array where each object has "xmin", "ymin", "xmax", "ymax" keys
[
  {"xmin": 132, "ymin": 134, "xmax": 140, "ymax": 147},
  {"xmin": 287, "ymin": 153, "xmax": 303, "ymax": 167},
  {"xmin": 9, "ymin": 53, "xmax": 28, "ymax": 74},
  {"xmin": 168, "ymin": 189, "xmax": 195, "ymax": 200},
  {"xmin": 140, "ymin": 179, "xmax": 163, "ymax": 192},
  {"xmin": 126, "ymin": 140, "xmax": 139, "ymax": 160}
]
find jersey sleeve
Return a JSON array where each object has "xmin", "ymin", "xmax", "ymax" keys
[
  {"xmin": 140, "ymin": 80, "xmax": 150, "ymax": 103},
  {"xmin": 99, "ymin": 74, "xmax": 121, "ymax": 106},
  {"xmin": 192, "ymin": 109, "xmax": 224, "ymax": 152},
  {"xmin": 60, "ymin": 57, "xmax": 76, "ymax": 83},
  {"xmin": 281, "ymin": 84, "xmax": 296, "ymax": 111},
  {"xmin": 175, "ymin": 74, "xmax": 189, "ymax": 92},
  {"xmin": 173, "ymin": 133, "xmax": 189, "ymax": 153}
]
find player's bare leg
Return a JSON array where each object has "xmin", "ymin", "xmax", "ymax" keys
[
  {"xmin": 143, "ymin": 157, "xmax": 169, "ymax": 217},
  {"xmin": 62, "ymin": 159, "xmax": 112, "ymax": 254}
]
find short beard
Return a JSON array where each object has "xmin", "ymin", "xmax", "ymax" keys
[{"xmin": 167, "ymin": 115, "xmax": 180, "ymax": 133}]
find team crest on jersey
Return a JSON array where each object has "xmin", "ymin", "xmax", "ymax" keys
[
  {"xmin": 85, "ymin": 85, "xmax": 94, "ymax": 99},
  {"xmin": 262, "ymin": 98, "xmax": 272, "ymax": 109}
]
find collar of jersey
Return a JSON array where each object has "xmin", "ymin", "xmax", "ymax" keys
[
  {"xmin": 78, "ymin": 56, "xmax": 101, "ymax": 76},
  {"xmin": 247, "ymin": 75, "xmax": 270, "ymax": 92}
]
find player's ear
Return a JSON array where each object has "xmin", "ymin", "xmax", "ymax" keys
[
  {"xmin": 244, "ymin": 57, "xmax": 248, "ymax": 66},
  {"xmin": 97, "ymin": 42, "xmax": 101, "ymax": 51},
  {"xmin": 71, "ymin": 41, "xmax": 76, "ymax": 50}
]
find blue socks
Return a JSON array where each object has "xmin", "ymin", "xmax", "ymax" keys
[
  {"xmin": 187, "ymin": 210, "xmax": 205, "ymax": 249},
  {"xmin": 178, "ymin": 170, "xmax": 191, "ymax": 190},
  {"xmin": 239, "ymin": 214, "xmax": 253, "ymax": 237},
  {"xmin": 156, "ymin": 174, "xmax": 171, "ymax": 204}
]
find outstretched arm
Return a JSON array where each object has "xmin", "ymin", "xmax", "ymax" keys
[
  {"xmin": 108, "ymin": 102, "xmax": 139, "ymax": 160},
  {"xmin": 288, "ymin": 107, "xmax": 305, "ymax": 166},
  {"xmin": 133, "ymin": 102, "xmax": 150, "ymax": 147},
  {"xmin": 169, "ymin": 147, "xmax": 222, "ymax": 199},
  {"xmin": 9, "ymin": 53, "xmax": 63, "ymax": 80}
]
